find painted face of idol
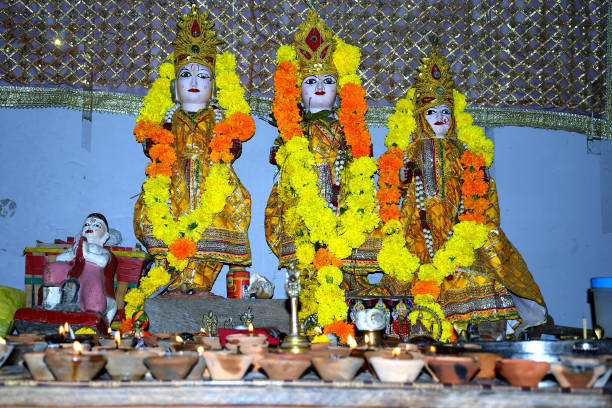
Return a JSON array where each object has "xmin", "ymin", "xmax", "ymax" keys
[
  {"xmin": 301, "ymin": 74, "xmax": 337, "ymax": 113},
  {"xmin": 424, "ymin": 104, "xmax": 452, "ymax": 137},
  {"xmin": 177, "ymin": 63, "xmax": 213, "ymax": 112}
]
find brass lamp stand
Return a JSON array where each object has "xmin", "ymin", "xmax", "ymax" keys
[{"xmin": 281, "ymin": 264, "xmax": 310, "ymax": 353}]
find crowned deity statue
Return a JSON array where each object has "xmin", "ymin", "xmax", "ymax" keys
[
  {"xmin": 264, "ymin": 9, "xmax": 383, "ymax": 329},
  {"xmin": 377, "ymin": 46, "xmax": 547, "ymax": 340},
  {"xmin": 133, "ymin": 7, "xmax": 254, "ymax": 299}
]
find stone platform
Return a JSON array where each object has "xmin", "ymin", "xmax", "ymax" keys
[{"xmin": 144, "ymin": 296, "xmax": 291, "ymax": 333}]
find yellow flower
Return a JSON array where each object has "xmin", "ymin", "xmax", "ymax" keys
[
  {"xmin": 158, "ymin": 61, "xmax": 175, "ymax": 80},
  {"xmin": 276, "ymin": 44, "xmax": 297, "ymax": 65},
  {"xmin": 296, "ymin": 242, "xmax": 315, "ymax": 265},
  {"xmin": 453, "ymin": 221, "xmax": 488, "ymax": 248},
  {"xmin": 453, "ymin": 89, "xmax": 467, "ymax": 113},
  {"xmin": 333, "ymin": 37, "xmax": 360, "ymax": 77},
  {"xmin": 316, "ymin": 265, "xmax": 343, "ymax": 285}
]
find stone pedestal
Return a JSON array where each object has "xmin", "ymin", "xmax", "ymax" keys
[{"xmin": 144, "ymin": 297, "xmax": 291, "ymax": 334}]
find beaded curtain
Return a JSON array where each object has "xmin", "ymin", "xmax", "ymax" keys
[{"xmin": 0, "ymin": 0, "xmax": 609, "ymax": 136}]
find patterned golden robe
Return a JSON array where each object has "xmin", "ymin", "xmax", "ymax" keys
[
  {"xmin": 134, "ymin": 107, "xmax": 251, "ymax": 291},
  {"xmin": 400, "ymin": 136, "xmax": 546, "ymax": 331},
  {"xmin": 264, "ymin": 118, "xmax": 383, "ymax": 295}
]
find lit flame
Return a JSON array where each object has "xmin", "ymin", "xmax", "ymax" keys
[
  {"xmin": 200, "ymin": 328, "xmax": 207, "ymax": 335},
  {"xmin": 429, "ymin": 345, "xmax": 437, "ymax": 354},
  {"xmin": 197, "ymin": 346, "xmax": 204, "ymax": 355},
  {"xmin": 59, "ymin": 325, "xmax": 65, "ymax": 336},
  {"xmin": 392, "ymin": 347, "xmax": 401, "ymax": 358},
  {"xmin": 107, "ymin": 327, "xmax": 112, "ymax": 335},
  {"xmin": 176, "ymin": 335, "xmax": 184, "ymax": 343},
  {"xmin": 64, "ymin": 322, "xmax": 70, "ymax": 333},
  {"xmin": 0, "ymin": 337, "xmax": 6, "ymax": 345},
  {"xmin": 114, "ymin": 331, "xmax": 121, "ymax": 347},
  {"xmin": 347, "ymin": 335, "xmax": 357, "ymax": 349},
  {"xmin": 72, "ymin": 341, "xmax": 83, "ymax": 355},
  {"xmin": 248, "ymin": 323, "xmax": 254, "ymax": 333},
  {"xmin": 364, "ymin": 334, "xmax": 370, "ymax": 345},
  {"xmin": 314, "ymin": 327, "xmax": 323, "ymax": 335}
]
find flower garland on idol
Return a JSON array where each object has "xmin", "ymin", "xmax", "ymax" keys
[
  {"xmin": 273, "ymin": 39, "xmax": 379, "ymax": 327},
  {"xmin": 377, "ymin": 89, "xmax": 494, "ymax": 342},
  {"xmin": 124, "ymin": 52, "xmax": 255, "ymax": 320}
]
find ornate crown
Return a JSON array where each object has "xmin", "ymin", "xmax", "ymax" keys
[
  {"xmin": 293, "ymin": 9, "xmax": 337, "ymax": 78},
  {"xmin": 172, "ymin": 6, "xmax": 221, "ymax": 73},
  {"xmin": 413, "ymin": 48, "xmax": 455, "ymax": 115}
]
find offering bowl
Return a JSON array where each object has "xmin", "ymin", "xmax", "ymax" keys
[
  {"xmin": 144, "ymin": 354, "xmax": 199, "ymax": 381},
  {"xmin": 311, "ymin": 356, "xmax": 363, "ymax": 381},
  {"xmin": 496, "ymin": 359, "xmax": 550, "ymax": 387},
  {"xmin": 202, "ymin": 351, "xmax": 253, "ymax": 380},
  {"xmin": 44, "ymin": 352, "xmax": 106, "ymax": 381}
]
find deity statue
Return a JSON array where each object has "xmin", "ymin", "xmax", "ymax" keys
[
  {"xmin": 265, "ymin": 10, "xmax": 382, "ymax": 327},
  {"xmin": 381, "ymin": 47, "xmax": 547, "ymax": 338},
  {"xmin": 134, "ymin": 7, "xmax": 253, "ymax": 295},
  {"xmin": 42, "ymin": 213, "xmax": 117, "ymax": 324}
]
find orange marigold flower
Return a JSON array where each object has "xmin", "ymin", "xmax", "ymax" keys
[
  {"xmin": 119, "ymin": 318, "xmax": 133, "ymax": 336},
  {"xmin": 313, "ymin": 248, "xmax": 343, "ymax": 270},
  {"xmin": 460, "ymin": 151, "xmax": 486, "ymax": 171},
  {"xmin": 145, "ymin": 162, "xmax": 172, "ymax": 178},
  {"xmin": 169, "ymin": 237, "xmax": 197, "ymax": 260},
  {"xmin": 323, "ymin": 320, "xmax": 355, "ymax": 345},
  {"xmin": 134, "ymin": 120, "xmax": 157, "ymax": 142},
  {"xmin": 378, "ymin": 148, "xmax": 404, "ymax": 171},
  {"xmin": 463, "ymin": 196, "xmax": 489, "ymax": 213},
  {"xmin": 411, "ymin": 280, "xmax": 441, "ymax": 299},
  {"xmin": 377, "ymin": 187, "xmax": 401, "ymax": 205},
  {"xmin": 379, "ymin": 205, "xmax": 401, "ymax": 222},
  {"xmin": 150, "ymin": 127, "xmax": 175, "ymax": 144},
  {"xmin": 229, "ymin": 112, "xmax": 256, "ymax": 142},
  {"xmin": 462, "ymin": 177, "xmax": 488, "ymax": 196},
  {"xmin": 149, "ymin": 144, "xmax": 177, "ymax": 165},
  {"xmin": 210, "ymin": 149, "xmax": 234, "ymax": 163}
]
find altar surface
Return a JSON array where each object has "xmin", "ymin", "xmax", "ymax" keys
[{"xmin": 1, "ymin": 379, "xmax": 610, "ymax": 408}]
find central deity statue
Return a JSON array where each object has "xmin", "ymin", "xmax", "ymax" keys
[
  {"xmin": 265, "ymin": 10, "xmax": 383, "ymax": 327},
  {"xmin": 134, "ymin": 7, "xmax": 252, "ymax": 295}
]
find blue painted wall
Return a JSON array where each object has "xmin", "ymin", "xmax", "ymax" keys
[{"xmin": 0, "ymin": 108, "xmax": 610, "ymax": 327}]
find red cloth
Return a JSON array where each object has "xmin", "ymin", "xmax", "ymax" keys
[
  {"xmin": 218, "ymin": 327, "xmax": 280, "ymax": 347},
  {"xmin": 14, "ymin": 307, "xmax": 108, "ymax": 334}
]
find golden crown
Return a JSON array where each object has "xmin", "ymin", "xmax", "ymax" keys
[
  {"xmin": 413, "ymin": 48, "xmax": 455, "ymax": 115},
  {"xmin": 172, "ymin": 6, "xmax": 221, "ymax": 73},
  {"xmin": 293, "ymin": 9, "xmax": 337, "ymax": 78}
]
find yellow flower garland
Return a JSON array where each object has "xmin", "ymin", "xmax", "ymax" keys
[
  {"xmin": 125, "ymin": 52, "xmax": 253, "ymax": 319},
  {"xmin": 379, "ymin": 89, "xmax": 493, "ymax": 342},
  {"xmin": 274, "ymin": 38, "xmax": 379, "ymax": 326}
]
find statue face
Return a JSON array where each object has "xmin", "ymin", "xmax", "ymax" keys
[
  {"xmin": 301, "ymin": 74, "xmax": 337, "ymax": 113},
  {"xmin": 424, "ymin": 104, "xmax": 452, "ymax": 137},
  {"xmin": 82, "ymin": 216, "xmax": 109, "ymax": 246},
  {"xmin": 177, "ymin": 63, "xmax": 213, "ymax": 111}
]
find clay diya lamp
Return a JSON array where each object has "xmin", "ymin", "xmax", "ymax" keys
[
  {"xmin": 98, "ymin": 333, "xmax": 135, "ymax": 349},
  {"xmin": 311, "ymin": 355, "xmax": 364, "ymax": 382},
  {"xmin": 309, "ymin": 346, "xmax": 351, "ymax": 359},
  {"xmin": 194, "ymin": 335, "xmax": 222, "ymax": 350},
  {"xmin": 368, "ymin": 348, "xmax": 424, "ymax": 383},
  {"xmin": 239, "ymin": 344, "xmax": 269, "ymax": 372},
  {"xmin": 424, "ymin": 355, "xmax": 480, "ymax": 384},
  {"xmin": 259, "ymin": 352, "xmax": 312, "ymax": 380},
  {"xmin": 6, "ymin": 334, "xmax": 46, "ymax": 344},
  {"xmin": 104, "ymin": 349, "xmax": 165, "ymax": 381},
  {"xmin": 144, "ymin": 353, "xmax": 199, "ymax": 381},
  {"xmin": 23, "ymin": 352, "xmax": 55, "ymax": 381},
  {"xmin": 43, "ymin": 342, "xmax": 106, "ymax": 382},
  {"xmin": 463, "ymin": 352, "xmax": 502, "ymax": 380},
  {"xmin": 0, "ymin": 338, "xmax": 15, "ymax": 368},
  {"xmin": 170, "ymin": 343, "xmax": 200, "ymax": 353},
  {"xmin": 6, "ymin": 341, "xmax": 47, "ymax": 366},
  {"xmin": 550, "ymin": 356, "xmax": 606, "ymax": 388},
  {"xmin": 225, "ymin": 332, "xmax": 268, "ymax": 351},
  {"xmin": 496, "ymin": 359, "xmax": 550, "ymax": 387},
  {"xmin": 202, "ymin": 350, "xmax": 253, "ymax": 380}
]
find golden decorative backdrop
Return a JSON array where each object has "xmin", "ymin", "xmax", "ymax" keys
[{"xmin": 0, "ymin": 0, "xmax": 609, "ymax": 137}]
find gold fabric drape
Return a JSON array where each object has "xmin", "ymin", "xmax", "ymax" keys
[{"xmin": 0, "ymin": 1, "xmax": 609, "ymax": 137}]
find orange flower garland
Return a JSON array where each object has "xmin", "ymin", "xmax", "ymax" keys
[
  {"xmin": 272, "ymin": 61, "xmax": 302, "ymax": 143},
  {"xmin": 313, "ymin": 248, "xmax": 343, "ymax": 270},
  {"xmin": 376, "ymin": 146, "xmax": 404, "ymax": 223},
  {"xmin": 411, "ymin": 279, "xmax": 441, "ymax": 299},
  {"xmin": 459, "ymin": 151, "xmax": 490, "ymax": 224},
  {"xmin": 338, "ymin": 82, "xmax": 371, "ymax": 158},
  {"xmin": 169, "ymin": 237, "xmax": 197, "ymax": 260}
]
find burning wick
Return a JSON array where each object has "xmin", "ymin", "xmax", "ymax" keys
[
  {"xmin": 64, "ymin": 322, "xmax": 74, "ymax": 340},
  {"xmin": 429, "ymin": 345, "xmax": 437, "ymax": 354},
  {"xmin": 114, "ymin": 331, "xmax": 121, "ymax": 349},
  {"xmin": 72, "ymin": 341, "xmax": 83, "ymax": 356},
  {"xmin": 107, "ymin": 327, "xmax": 112, "ymax": 336},
  {"xmin": 392, "ymin": 347, "xmax": 401, "ymax": 359},
  {"xmin": 58, "ymin": 325, "xmax": 65, "ymax": 340},
  {"xmin": 176, "ymin": 335, "xmax": 184, "ymax": 344},
  {"xmin": 248, "ymin": 323, "xmax": 254, "ymax": 336},
  {"xmin": 200, "ymin": 328, "xmax": 207, "ymax": 336},
  {"xmin": 364, "ymin": 334, "xmax": 370, "ymax": 346},
  {"xmin": 0, "ymin": 337, "xmax": 6, "ymax": 346},
  {"xmin": 347, "ymin": 335, "xmax": 357, "ymax": 349},
  {"xmin": 197, "ymin": 346, "xmax": 204, "ymax": 356}
]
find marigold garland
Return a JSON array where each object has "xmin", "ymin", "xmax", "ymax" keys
[
  {"xmin": 125, "ymin": 51, "xmax": 254, "ymax": 319},
  {"xmin": 323, "ymin": 320, "xmax": 355, "ymax": 345},
  {"xmin": 273, "ymin": 37, "xmax": 379, "ymax": 327},
  {"xmin": 378, "ymin": 88, "xmax": 494, "ymax": 342}
]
